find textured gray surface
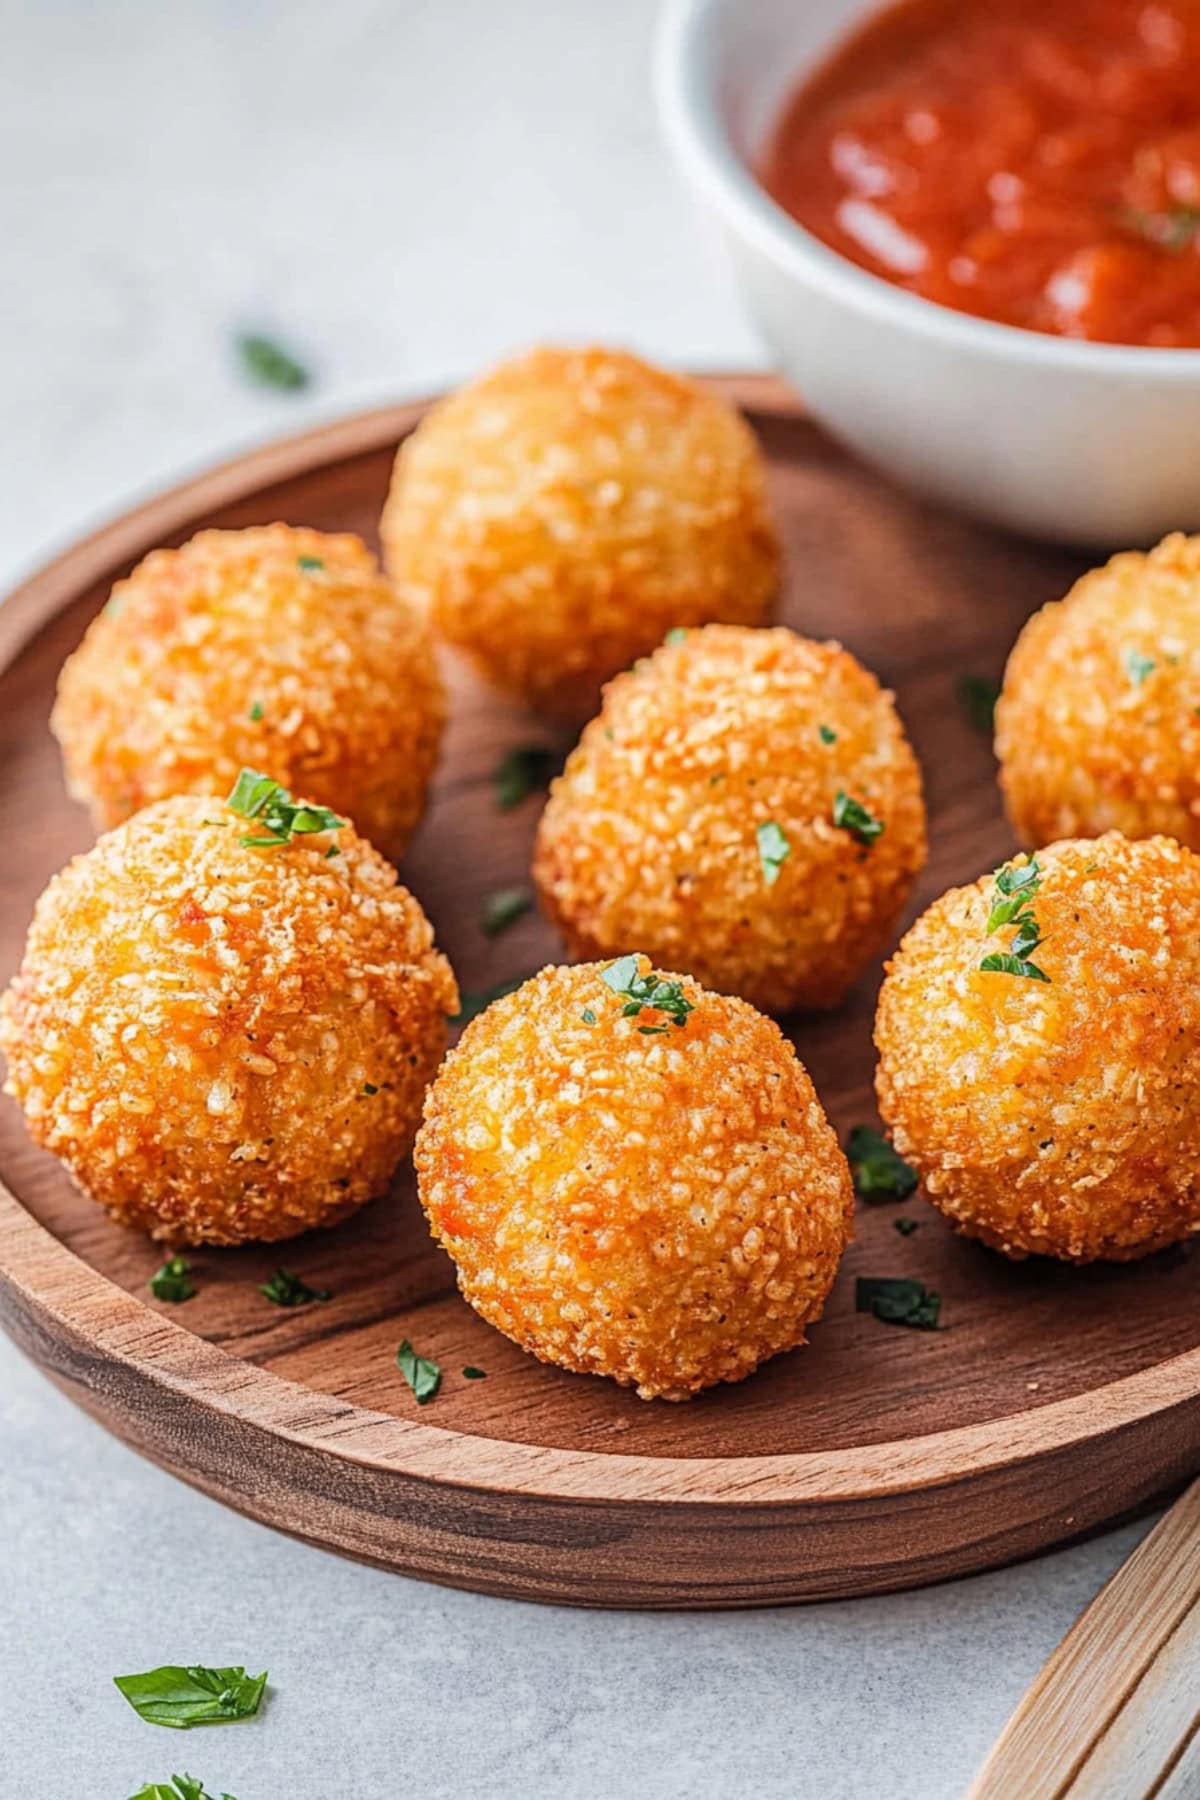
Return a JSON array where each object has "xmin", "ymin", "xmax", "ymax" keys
[{"xmin": 0, "ymin": 2, "xmax": 1161, "ymax": 1795}]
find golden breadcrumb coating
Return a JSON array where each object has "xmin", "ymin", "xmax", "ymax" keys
[
  {"xmin": 415, "ymin": 960, "xmax": 853, "ymax": 1400},
  {"xmin": 53, "ymin": 524, "xmax": 445, "ymax": 863},
  {"xmin": 534, "ymin": 625, "xmax": 927, "ymax": 1013},
  {"xmin": 875, "ymin": 833, "xmax": 1200, "ymax": 1262},
  {"xmin": 0, "ymin": 794, "xmax": 457, "ymax": 1245},
  {"xmin": 379, "ymin": 346, "xmax": 779, "ymax": 720},
  {"xmin": 998, "ymin": 533, "xmax": 1200, "ymax": 851}
]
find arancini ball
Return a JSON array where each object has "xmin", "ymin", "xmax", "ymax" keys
[
  {"xmin": 414, "ymin": 959, "xmax": 853, "ymax": 1400},
  {"xmin": 52, "ymin": 524, "xmax": 445, "ymax": 863},
  {"xmin": 533, "ymin": 625, "xmax": 927, "ymax": 1014},
  {"xmin": 998, "ymin": 533, "xmax": 1200, "ymax": 851},
  {"xmin": 875, "ymin": 833, "xmax": 1200, "ymax": 1262},
  {"xmin": 0, "ymin": 788, "xmax": 458, "ymax": 1245},
  {"xmin": 379, "ymin": 346, "xmax": 779, "ymax": 720}
]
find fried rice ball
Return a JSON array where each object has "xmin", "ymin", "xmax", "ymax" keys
[
  {"xmin": 998, "ymin": 533, "xmax": 1200, "ymax": 851},
  {"xmin": 534, "ymin": 625, "xmax": 927, "ymax": 1013},
  {"xmin": 379, "ymin": 346, "xmax": 779, "ymax": 719},
  {"xmin": 875, "ymin": 833, "xmax": 1200, "ymax": 1263},
  {"xmin": 0, "ymin": 793, "xmax": 457, "ymax": 1245},
  {"xmin": 52, "ymin": 524, "xmax": 445, "ymax": 863},
  {"xmin": 415, "ymin": 960, "xmax": 853, "ymax": 1400}
]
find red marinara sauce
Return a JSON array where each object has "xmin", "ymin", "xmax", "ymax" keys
[{"xmin": 760, "ymin": 0, "xmax": 1200, "ymax": 346}]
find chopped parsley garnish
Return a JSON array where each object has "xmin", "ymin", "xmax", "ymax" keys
[
  {"xmin": 260, "ymin": 1267, "xmax": 331, "ymax": 1307},
  {"xmin": 665, "ymin": 626, "xmax": 689, "ymax": 644},
  {"xmin": 493, "ymin": 745, "xmax": 560, "ymax": 811},
  {"xmin": 226, "ymin": 768, "xmax": 343, "ymax": 849},
  {"xmin": 957, "ymin": 674, "xmax": 1001, "ymax": 735},
  {"xmin": 599, "ymin": 954, "xmax": 694, "ymax": 1029},
  {"xmin": 236, "ymin": 332, "xmax": 309, "ymax": 391},
  {"xmin": 856, "ymin": 1276, "xmax": 941, "ymax": 1330},
  {"xmin": 757, "ymin": 820, "xmax": 791, "ymax": 886},
  {"xmin": 297, "ymin": 555, "xmax": 324, "ymax": 571},
  {"xmin": 1125, "ymin": 648, "xmax": 1157, "ymax": 687},
  {"xmin": 482, "ymin": 887, "xmax": 533, "ymax": 936},
  {"xmin": 581, "ymin": 1008, "xmax": 597, "ymax": 1025},
  {"xmin": 818, "ymin": 723, "xmax": 837, "ymax": 744},
  {"xmin": 324, "ymin": 844, "xmax": 340, "ymax": 859},
  {"xmin": 363, "ymin": 1081, "xmax": 379, "ymax": 1096},
  {"xmin": 114, "ymin": 1665, "xmax": 267, "ymax": 1731},
  {"xmin": 1117, "ymin": 203, "xmax": 1200, "ymax": 254},
  {"xmin": 397, "ymin": 1339, "xmax": 441, "ymax": 1404},
  {"xmin": 462, "ymin": 1366, "xmax": 487, "ymax": 1380},
  {"xmin": 833, "ymin": 789, "xmax": 884, "ymax": 846},
  {"xmin": 847, "ymin": 1126, "xmax": 918, "ymax": 1201},
  {"xmin": 893, "ymin": 1217, "xmax": 919, "ymax": 1236},
  {"xmin": 454, "ymin": 976, "xmax": 528, "ymax": 1023},
  {"xmin": 979, "ymin": 855, "xmax": 1050, "ymax": 983},
  {"xmin": 150, "ymin": 1256, "xmax": 196, "ymax": 1304},
  {"xmin": 128, "ymin": 1779, "xmax": 236, "ymax": 1800},
  {"xmin": 247, "ymin": 701, "xmax": 264, "ymax": 722}
]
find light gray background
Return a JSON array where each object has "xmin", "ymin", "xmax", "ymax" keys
[{"xmin": 0, "ymin": 3, "xmax": 1156, "ymax": 1796}]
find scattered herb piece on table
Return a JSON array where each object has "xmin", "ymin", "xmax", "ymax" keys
[
  {"xmin": 846, "ymin": 1126, "xmax": 918, "ymax": 1201},
  {"xmin": 979, "ymin": 855, "xmax": 1050, "ymax": 983},
  {"xmin": 493, "ymin": 745, "xmax": 561, "ymax": 811},
  {"xmin": 236, "ymin": 332, "xmax": 309, "ymax": 392},
  {"xmin": 856, "ymin": 1277, "xmax": 941, "ymax": 1330},
  {"xmin": 756, "ymin": 820, "xmax": 791, "ymax": 886},
  {"xmin": 482, "ymin": 888, "xmax": 533, "ymax": 937},
  {"xmin": 397, "ymin": 1339, "xmax": 441, "ymax": 1404},
  {"xmin": 150, "ymin": 1257, "xmax": 196, "ymax": 1303},
  {"xmin": 832, "ymin": 789, "xmax": 884, "ymax": 846},
  {"xmin": 599, "ymin": 955, "xmax": 694, "ymax": 1029},
  {"xmin": 113, "ymin": 1665, "xmax": 267, "ymax": 1730},
  {"xmin": 462, "ymin": 1366, "xmax": 487, "ymax": 1380},
  {"xmin": 956, "ymin": 674, "xmax": 1001, "ymax": 734},
  {"xmin": 226, "ymin": 768, "xmax": 343, "ymax": 849},
  {"xmin": 259, "ymin": 1267, "xmax": 331, "ymax": 1307},
  {"xmin": 893, "ymin": 1216, "xmax": 919, "ymax": 1236}
]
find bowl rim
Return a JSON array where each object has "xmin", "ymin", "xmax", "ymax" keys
[{"xmin": 655, "ymin": 0, "xmax": 1200, "ymax": 379}]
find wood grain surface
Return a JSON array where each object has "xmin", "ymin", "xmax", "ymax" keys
[{"xmin": 1, "ymin": 377, "xmax": 1198, "ymax": 1607}]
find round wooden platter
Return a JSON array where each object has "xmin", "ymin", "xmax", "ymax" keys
[{"xmin": 2, "ymin": 376, "xmax": 1199, "ymax": 1612}]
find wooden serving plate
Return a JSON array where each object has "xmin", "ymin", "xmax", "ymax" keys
[{"xmin": 2, "ymin": 376, "xmax": 1198, "ymax": 1610}]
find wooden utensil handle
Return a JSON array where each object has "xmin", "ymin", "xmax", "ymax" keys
[{"xmin": 967, "ymin": 1478, "xmax": 1200, "ymax": 1799}]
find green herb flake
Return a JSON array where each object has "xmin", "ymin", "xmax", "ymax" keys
[
  {"xmin": 756, "ymin": 820, "xmax": 791, "ymax": 886},
  {"xmin": 397, "ymin": 1339, "xmax": 441, "ymax": 1404},
  {"xmin": 128, "ymin": 1779, "xmax": 237, "ymax": 1800},
  {"xmin": 150, "ymin": 1256, "xmax": 196, "ymax": 1304},
  {"xmin": 493, "ymin": 745, "xmax": 561, "ymax": 811},
  {"xmin": 247, "ymin": 701, "xmax": 264, "ymax": 723},
  {"xmin": 482, "ymin": 887, "xmax": 533, "ymax": 937},
  {"xmin": 665, "ymin": 626, "xmax": 689, "ymax": 645},
  {"xmin": 236, "ymin": 332, "xmax": 309, "ymax": 392},
  {"xmin": 260, "ymin": 1267, "xmax": 331, "ymax": 1307},
  {"xmin": 1117, "ymin": 202, "xmax": 1200, "ymax": 253},
  {"xmin": 324, "ymin": 844, "xmax": 340, "ymax": 859},
  {"xmin": 462, "ymin": 1366, "xmax": 487, "ymax": 1380},
  {"xmin": 225, "ymin": 767, "xmax": 343, "ymax": 849},
  {"xmin": 297, "ymin": 555, "xmax": 324, "ymax": 571},
  {"xmin": 818, "ymin": 723, "xmax": 837, "ymax": 744},
  {"xmin": 957, "ymin": 674, "xmax": 1002, "ymax": 735},
  {"xmin": 893, "ymin": 1217, "xmax": 919, "ymax": 1236},
  {"xmin": 581, "ymin": 1008, "xmax": 597, "ymax": 1025},
  {"xmin": 599, "ymin": 955, "xmax": 694, "ymax": 1029},
  {"xmin": 1126, "ymin": 648, "xmax": 1157, "ymax": 687},
  {"xmin": 832, "ymin": 789, "xmax": 884, "ymax": 846},
  {"xmin": 362, "ymin": 1081, "xmax": 379, "ymax": 1096},
  {"xmin": 113, "ymin": 1665, "xmax": 267, "ymax": 1731},
  {"xmin": 847, "ymin": 1126, "xmax": 918, "ymax": 1202},
  {"xmin": 979, "ymin": 854, "xmax": 1050, "ymax": 984},
  {"xmin": 454, "ymin": 976, "xmax": 528, "ymax": 1024},
  {"xmin": 856, "ymin": 1276, "xmax": 941, "ymax": 1330}
]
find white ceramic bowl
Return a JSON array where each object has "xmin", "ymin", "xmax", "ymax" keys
[{"xmin": 656, "ymin": 0, "xmax": 1200, "ymax": 548}]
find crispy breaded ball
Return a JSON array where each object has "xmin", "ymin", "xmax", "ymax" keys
[
  {"xmin": 998, "ymin": 533, "xmax": 1200, "ymax": 851},
  {"xmin": 534, "ymin": 625, "xmax": 927, "ymax": 1013},
  {"xmin": 52, "ymin": 524, "xmax": 444, "ymax": 863},
  {"xmin": 415, "ymin": 960, "xmax": 853, "ymax": 1400},
  {"xmin": 0, "ymin": 793, "xmax": 457, "ymax": 1245},
  {"xmin": 379, "ymin": 346, "xmax": 779, "ymax": 719},
  {"xmin": 875, "ymin": 833, "xmax": 1200, "ymax": 1262}
]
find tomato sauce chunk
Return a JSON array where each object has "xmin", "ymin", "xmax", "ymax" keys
[{"xmin": 761, "ymin": 0, "xmax": 1200, "ymax": 346}]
